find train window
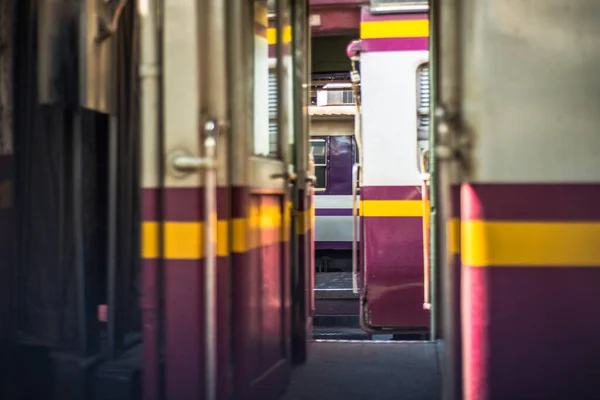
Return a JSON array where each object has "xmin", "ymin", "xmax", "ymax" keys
[
  {"xmin": 310, "ymin": 139, "xmax": 327, "ymax": 190},
  {"xmin": 252, "ymin": 0, "xmax": 273, "ymax": 156},
  {"xmin": 252, "ymin": 0, "xmax": 293, "ymax": 158},
  {"xmin": 352, "ymin": 136, "xmax": 359, "ymax": 164},
  {"xmin": 268, "ymin": 68, "xmax": 278, "ymax": 154},
  {"xmin": 417, "ymin": 63, "xmax": 430, "ymax": 171}
]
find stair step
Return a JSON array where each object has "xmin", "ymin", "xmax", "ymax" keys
[
  {"xmin": 313, "ymin": 314, "xmax": 360, "ymax": 328},
  {"xmin": 312, "ymin": 327, "xmax": 370, "ymax": 341}
]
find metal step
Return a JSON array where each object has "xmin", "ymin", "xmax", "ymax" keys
[
  {"xmin": 312, "ymin": 326, "xmax": 370, "ymax": 341},
  {"xmin": 315, "ymin": 272, "xmax": 357, "ymax": 300},
  {"xmin": 313, "ymin": 314, "xmax": 360, "ymax": 328}
]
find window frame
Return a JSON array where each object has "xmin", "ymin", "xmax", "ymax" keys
[{"xmin": 310, "ymin": 137, "xmax": 328, "ymax": 192}]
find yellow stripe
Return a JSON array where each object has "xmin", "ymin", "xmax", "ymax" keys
[
  {"xmin": 462, "ymin": 221, "xmax": 600, "ymax": 267},
  {"xmin": 255, "ymin": 2, "xmax": 268, "ymax": 26},
  {"xmin": 142, "ymin": 222, "xmax": 159, "ymax": 259},
  {"xmin": 360, "ymin": 20, "xmax": 429, "ymax": 39},
  {"xmin": 295, "ymin": 208, "xmax": 315, "ymax": 236},
  {"xmin": 232, "ymin": 218, "xmax": 247, "ymax": 253},
  {"xmin": 447, "ymin": 218, "xmax": 460, "ymax": 257},
  {"xmin": 142, "ymin": 221, "xmax": 230, "ymax": 260},
  {"xmin": 142, "ymin": 202, "xmax": 301, "ymax": 258},
  {"xmin": 233, "ymin": 204, "xmax": 286, "ymax": 253},
  {"xmin": 360, "ymin": 200, "xmax": 424, "ymax": 217},
  {"xmin": 267, "ymin": 26, "xmax": 292, "ymax": 45}
]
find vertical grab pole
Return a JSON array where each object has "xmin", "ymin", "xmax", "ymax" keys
[
  {"xmin": 171, "ymin": 121, "xmax": 219, "ymax": 400},
  {"xmin": 420, "ymin": 150, "xmax": 431, "ymax": 310},
  {"xmin": 351, "ymin": 163, "xmax": 360, "ymax": 294},
  {"xmin": 203, "ymin": 121, "xmax": 218, "ymax": 400}
]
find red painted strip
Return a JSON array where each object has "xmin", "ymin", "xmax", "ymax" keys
[
  {"xmin": 163, "ymin": 257, "xmax": 230, "ymax": 399},
  {"xmin": 315, "ymin": 241, "xmax": 352, "ymax": 250},
  {"xmin": 142, "ymin": 187, "xmax": 230, "ymax": 222},
  {"xmin": 360, "ymin": 37, "xmax": 428, "ymax": 52},
  {"xmin": 141, "ymin": 188, "xmax": 160, "ymax": 221},
  {"xmin": 461, "ymin": 183, "xmax": 600, "ymax": 221},
  {"xmin": 268, "ymin": 43, "xmax": 292, "ymax": 58},
  {"xmin": 315, "ymin": 208, "xmax": 352, "ymax": 216},
  {"xmin": 361, "ymin": 10, "xmax": 428, "ymax": 22},
  {"xmin": 311, "ymin": 8, "xmax": 361, "ymax": 36},
  {"xmin": 363, "ymin": 216, "xmax": 428, "ymax": 327},
  {"xmin": 255, "ymin": 22, "xmax": 267, "ymax": 38},
  {"xmin": 463, "ymin": 266, "xmax": 600, "ymax": 399},
  {"xmin": 361, "ymin": 185, "xmax": 422, "ymax": 200},
  {"xmin": 140, "ymin": 258, "xmax": 160, "ymax": 400},
  {"xmin": 451, "ymin": 185, "xmax": 461, "ymax": 218}
]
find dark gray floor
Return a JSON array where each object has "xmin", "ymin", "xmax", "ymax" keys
[
  {"xmin": 315, "ymin": 272, "xmax": 354, "ymax": 290},
  {"xmin": 279, "ymin": 341, "xmax": 441, "ymax": 400}
]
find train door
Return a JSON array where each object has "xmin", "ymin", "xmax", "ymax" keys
[
  {"xmin": 355, "ymin": 5, "xmax": 431, "ymax": 336},
  {"xmin": 289, "ymin": 0, "xmax": 313, "ymax": 365},
  {"xmin": 142, "ymin": 1, "xmax": 229, "ymax": 400},
  {"xmin": 228, "ymin": 0, "xmax": 295, "ymax": 398}
]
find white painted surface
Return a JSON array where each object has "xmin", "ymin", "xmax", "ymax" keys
[
  {"xmin": 253, "ymin": 35, "xmax": 270, "ymax": 156},
  {"xmin": 360, "ymin": 51, "xmax": 429, "ymax": 187},
  {"xmin": 315, "ymin": 195, "xmax": 356, "ymax": 209},
  {"xmin": 315, "ymin": 216, "xmax": 355, "ymax": 242},
  {"xmin": 314, "ymin": 195, "xmax": 360, "ymax": 243}
]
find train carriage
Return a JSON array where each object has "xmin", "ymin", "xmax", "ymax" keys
[
  {"xmin": 350, "ymin": 5, "xmax": 431, "ymax": 333},
  {"xmin": 309, "ymin": 90, "xmax": 358, "ymax": 270}
]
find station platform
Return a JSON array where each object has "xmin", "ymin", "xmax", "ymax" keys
[{"xmin": 279, "ymin": 340, "xmax": 442, "ymax": 400}]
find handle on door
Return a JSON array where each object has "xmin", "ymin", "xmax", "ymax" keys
[
  {"xmin": 351, "ymin": 163, "xmax": 360, "ymax": 294},
  {"xmin": 171, "ymin": 119, "xmax": 219, "ymax": 400},
  {"xmin": 271, "ymin": 171, "xmax": 297, "ymax": 183},
  {"xmin": 305, "ymin": 175, "xmax": 317, "ymax": 185}
]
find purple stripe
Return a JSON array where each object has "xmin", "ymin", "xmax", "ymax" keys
[
  {"xmin": 142, "ymin": 187, "xmax": 230, "ymax": 221},
  {"xmin": 363, "ymin": 216, "xmax": 427, "ymax": 327},
  {"xmin": 268, "ymin": 43, "xmax": 291, "ymax": 58},
  {"xmin": 315, "ymin": 241, "xmax": 352, "ymax": 250},
  {"xmin": 463, "ymin": 266, "xmax": 600, "ymax": 399},
  {"xmin": 315, "ymin": 208, "xmax": 353, "ymax": 216},
  {"xmin": 462, "ymin": 183, "xmax": 600, "ymax": 221},
  {"xmin": 361, "ymin": 10, "xmax": 428, "ymax": 22},
  {"xmin": 360, "ymin": 37, "xmax": 429, "ymax": 52},
  {"xmin": 327, "ymin": 136, "xmax": 354, "ymax": 195},
  {"xmin": 255, "ymin": 22, "xmax": 267, "ymax": 37},
  {"xmin": 361, "ymin": 185, "xmax": 422, "ymax": 200},
  {"xmin": 451, "ymin": 185, "xmax": 461, "ymax": 218}
]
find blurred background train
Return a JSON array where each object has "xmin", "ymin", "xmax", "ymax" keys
[{"xmin": 309, "ymin": 8, "xmax": 431, "ymax": 340}]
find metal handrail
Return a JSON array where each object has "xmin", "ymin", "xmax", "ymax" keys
[
  {"xmin": 420, "ymin": 150, "xmax": 431, "ymax": 310},
  {"xmin": 171, "ymin": 120, "xmax": 219, "ymax": 400},
  {"xmin": 351, "ymin": 163, "xmax": 361, "ymax": 294}
]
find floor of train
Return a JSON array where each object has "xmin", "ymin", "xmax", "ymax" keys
[{"xmin": 279, "ymin": 340, "xmax": 442, "ymax": 400}]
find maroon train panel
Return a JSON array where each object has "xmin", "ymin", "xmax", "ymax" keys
[{"xmin": 461, "ymin": 183, "xmax": 600, "ymax": 400}]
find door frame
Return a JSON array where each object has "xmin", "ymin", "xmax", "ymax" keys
[{"xmin": 228, "ymin": 0, "xmax": 296, "ymax": 398}]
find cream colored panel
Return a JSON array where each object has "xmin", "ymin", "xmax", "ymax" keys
[
  {"xmin": 162, "ymin": 0, "xmax": 200, "ymax": 188},
  {"xmin": 463, "ymin": 0, "xmax": 600, "ymax": 182},
  {"xmin": 310, "ymin": 119, "xmax": 354, "ymax": 137}
]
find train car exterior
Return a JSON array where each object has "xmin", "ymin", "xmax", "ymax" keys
[
  {"xmin": 351, "ymin": 5, "xmax": 430, "ymax": 332},
  {"xmin": 434, "ymin": 0, "xmax": 600, "ymax": 398},
  {"xmin": 142, "ymin": 0, "xmax": 314, "ymax": 399},
  {"xmin": 309, "ymin": 93, "xmax": 358, "ymax": 271}
]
